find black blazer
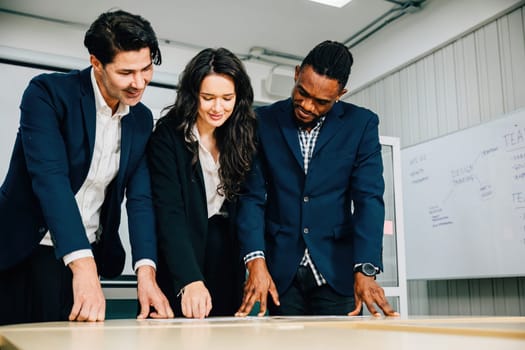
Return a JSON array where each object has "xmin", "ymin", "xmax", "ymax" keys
[{"xmin": 148, "ymin": 118, "xmax": 237, "ymax": 293}]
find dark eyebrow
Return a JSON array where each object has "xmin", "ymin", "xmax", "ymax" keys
[
  {"xmin": 200, "ymin": 92, "xmax": 236, "ymax": 97},
  {"xmin": 297, "ymin": 84, "xmax": 331, "ymax": 105},
  {"xmin": 141, "ymin": 62, "xmax": 153, "ymax": 70},
  {"xmin": 118, "ymin": 62, "xmax": 153, "ymax": 73}
]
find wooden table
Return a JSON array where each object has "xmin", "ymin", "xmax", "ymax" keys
[{"xmin": 1, "ymin": 316, "xmax": 524, "ymax": 349}]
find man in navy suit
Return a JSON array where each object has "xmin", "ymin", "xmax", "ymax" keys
[
  {"xmin": 0, "ymin": 10, "xmax": 173, "ymax": 324},
  {"xmin": 235, "ymin": 41, "xmax": 399, "ymax": 317}
]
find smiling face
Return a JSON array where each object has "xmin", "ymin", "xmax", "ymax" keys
[
  {"xmin": 291, "ymin": 65, "xmax": 347, "ymax": 127},
  {"xmin": 91, "ymin": 47, "xmax": 153, "ymax": 113},
  {"xmin": 196, "ymin": 73, "xmax": 237, "ymax": 133}
]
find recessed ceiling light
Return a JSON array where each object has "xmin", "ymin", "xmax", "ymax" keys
[{"xmin": 308, "ymin": 0, "xmax": 353, "ymax": 8}]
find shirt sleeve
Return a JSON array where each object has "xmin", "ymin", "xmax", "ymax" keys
[{"xmin": 243, "ymin": 250, "xmax": 265, "ymax": 265}]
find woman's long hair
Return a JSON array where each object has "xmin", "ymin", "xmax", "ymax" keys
[{"xmin": 158, "ymin": 47, "xmax": 257, "ymax": 200}]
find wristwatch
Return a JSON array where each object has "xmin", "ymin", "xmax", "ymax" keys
[{"xmin": 353, "ymin": 263, "xmax": 379, "ymax": 277}]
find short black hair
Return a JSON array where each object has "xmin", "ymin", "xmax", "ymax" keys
[
  {"xmin": 84, "ymin": 10, "xmax": 161, "ymax": 65},
  {"xmin": 300, "ymin": 40, "xmax": 353, "ymax": 89}
]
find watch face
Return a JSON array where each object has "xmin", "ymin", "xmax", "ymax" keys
[{"xmin": 362, "ymin": 263, "xmax": 377, "ymax": 276}]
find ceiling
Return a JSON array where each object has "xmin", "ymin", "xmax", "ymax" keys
[{"xmin": 0, "ymin": 0, "xmax": 427, "ymax": 62}]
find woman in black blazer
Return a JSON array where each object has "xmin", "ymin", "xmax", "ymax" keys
[{"xmin": 148, "ymin": 48, "xmax": 257, "ymax": 318}]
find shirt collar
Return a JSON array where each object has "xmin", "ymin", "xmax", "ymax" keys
[
  {"xmin": 192, "ymin": 124, "xmax": 219, "ymax": 168},
  {"xmin": 298, "ymin": 115, "xmax": 326, "ymax": 132},
  {"xmin": 90, "ymin": 68, "xmax": 129, "ymax": 120},
  {"xmin": 191, "ymin": 123, "xmax": 200, "ymax": 143}
]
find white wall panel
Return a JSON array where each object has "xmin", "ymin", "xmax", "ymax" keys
[
  {"xmin": 460, "ymin": 33, "xmax": 482, "ymax": 127},
  {"xmin": 421, "ymin": 55, "xmax": 439, "ymax": 141},
  {"xmin": 501, "ymin": 9, "xmax": 525, "ymax": 111},
  {"xmin": 480, "ymin": 21, "xmax": 506, "ymax": 121}
]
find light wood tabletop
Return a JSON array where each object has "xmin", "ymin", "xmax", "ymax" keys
[{"xmin": 1, "ymin": 316, "xmax": 524, "ymax": 350}]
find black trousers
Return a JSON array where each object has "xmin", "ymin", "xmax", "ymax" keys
[
  {"xmin": 157, "ymin": 215, "xmax": 243, "ymax": 317},
  {"xmin": 268, "ymin": 265, "xmax": 356, "ymax": 316},
  {"xmin": 0, "ymin": 246, "xmax": 73, "ymax": 325}
]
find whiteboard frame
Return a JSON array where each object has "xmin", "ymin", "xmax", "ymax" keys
[{"xmin": 380, "ymin": 136, "xmax": 408, "ymax": 316}]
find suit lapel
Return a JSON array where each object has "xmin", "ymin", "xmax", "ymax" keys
[
  {"xmin": 312, "ymin": 101, "xmax": 345, "ymax": 158},
  {"xmin": 118, "ymin": 112, "xmax": 134, "ymax": 187},
  {"xmin": 80, "ymin": 68, "xmax": 96, "ymax": 161},
  {"xmin": 276, "ymin": 102, "xmax": 303, "ymax": 168},
  {"xmin": 193, "ymin": 159, "xmax": 207, "ymax": 204}
]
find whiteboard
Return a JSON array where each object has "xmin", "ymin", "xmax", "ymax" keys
[
  {"xmin": 402, "ymin": 108, "xmax": 525, "ymax": 280},
  {"xmin": 0, "ymin": 62, "xmax": 176, "ymax": 276}
]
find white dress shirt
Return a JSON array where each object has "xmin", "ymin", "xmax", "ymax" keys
[
  {"xmin": 192, "ymin": 124, "xmax": 225, "ymax": 218},
  {"xmin": 41, "ymin": 69, "xmax": 154, "ymax": 272}
]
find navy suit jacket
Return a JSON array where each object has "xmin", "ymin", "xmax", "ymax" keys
[
  {"xmin": 237, "ymin": 98, "xmax": 385, "ymax": 296},
  {"xmin": 0, "ymin": 67, "xmax": 157, "ymax": 278}
]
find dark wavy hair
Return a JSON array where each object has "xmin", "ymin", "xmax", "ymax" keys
[
  {"xmin": 84, "ymin": 9, "xmax": 161, "ymax": 66},
  {"xmin": 159, "ymin": 48, "xmax": 257, "ymax": 200},
  {"xmin": 301, "ymin": 40, "xmax": 353, "ymax": 89}
]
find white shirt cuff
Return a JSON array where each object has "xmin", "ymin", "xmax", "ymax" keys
[
  {"xmin": 244, "ymin": 250, "xmax": 265, "ymax": 265},
  {"xmin": 134, "ymin": 258, "xmax": 156, "ymax": 273},
  {"xmin": 63, "ymin": 249, "xmax": 94, "ymax": 266}
]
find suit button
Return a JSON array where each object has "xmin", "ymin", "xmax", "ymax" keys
[
  {"xmin": 38, "ymin": 227, "xmax": 46, "ymax": 233},
  {"xmin": 303, "ymin": 196, "xmax": 309, "ymax": 202},
  {"xmin": 303, "ymin": 227, "xmax": 309, "ymax": 234}
]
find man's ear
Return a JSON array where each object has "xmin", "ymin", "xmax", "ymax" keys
[
  {"xmin": 294, "ymin": 65, "xmax": 301, "ymax": 82},
  {"xmin": 338, "ymin": 88, "xmax": 348, "ymax": 100},
  {"xmin": 90, "ymin": 55, "xmax": 102, "ymax": 71}
]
